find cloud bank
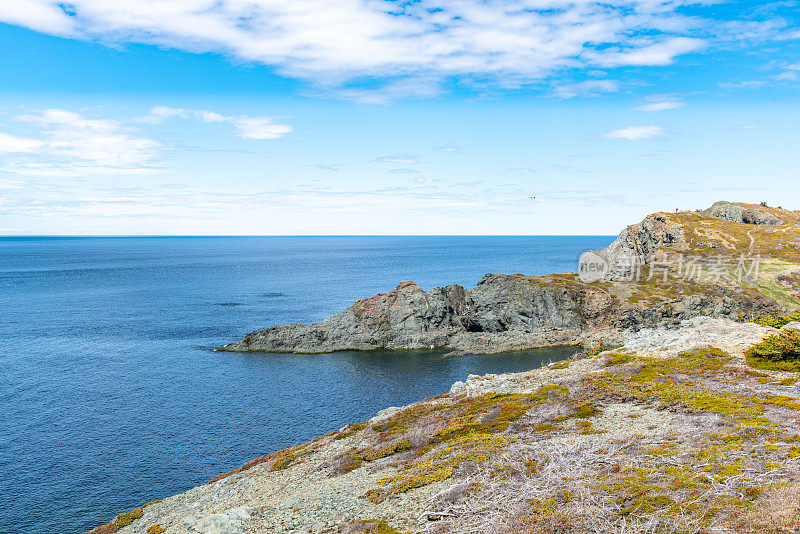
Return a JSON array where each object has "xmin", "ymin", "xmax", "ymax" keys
[
  {"xmin": 2, "ymin": 1, "xmax": 793, "ymax": 98},
  {"xmin": 0, "ymin": 107, "xmax": 290, "ymax": 177},
  {"xmin": 1, "ymin": 109, "xmax": 161, "ymax": 176}
]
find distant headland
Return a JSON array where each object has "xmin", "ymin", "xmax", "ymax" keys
[{"xmin": 219, "ymin": 201, "xmax": 799, "ymax": 354}]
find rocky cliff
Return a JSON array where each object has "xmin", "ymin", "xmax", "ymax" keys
[{"xmin": 220, "ymin": 202, "xmax": 800, "ymax": 354}]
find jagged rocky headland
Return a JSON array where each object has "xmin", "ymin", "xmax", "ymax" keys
[
  {"xmin": 91, "ymin": 202, "xmax": 800, "ymax": 534},
  {"xmin": 220, "ymin": 202, "xmax": 799, "ymax": 354}
]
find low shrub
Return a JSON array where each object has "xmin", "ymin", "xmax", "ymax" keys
[
  {"xmin": 746, "ymin": 330, "xmax": 800, "ymax": 372},
  {"xmin": 751, "ymin": 310, "xmax": 800, "ymax": 329}
]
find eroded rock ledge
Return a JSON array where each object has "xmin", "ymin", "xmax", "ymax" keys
[{"xmin": 220, "ymin": 201, "xmax": 800, "ymax": 354}]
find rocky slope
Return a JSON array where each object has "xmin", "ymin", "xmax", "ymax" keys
[
  {"xmin": 90, "ymin": 317, "xmax": 800, "ymax": 534},
  {"xmin": 220, "ymin": 202, "xmax": 800, "ymax": 354}
]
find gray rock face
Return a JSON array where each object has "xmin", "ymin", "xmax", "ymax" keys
[
  {"xmin": 595, "ymin": 213, "xmax": 685, "ymax": 281},
  {"xmin": 220, "ymin": 273, "xmax": 777, "ymax": 354},
  {"xmin": 704, "ymin": 201, "xmax": 782, "ymax": 225}
]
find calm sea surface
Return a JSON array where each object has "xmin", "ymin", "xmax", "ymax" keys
[{"xmin": 0, "ymin": 236, "xmax": 613, "ymax": 533}]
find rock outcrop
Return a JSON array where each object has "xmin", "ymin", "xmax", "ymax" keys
[
  {"xmin": 220, "ymin": 201, "xmax": 800, "ymax": 354},
  {"xmin": 704, "ymin": 200, "xmax": 783, "ymax": 225},
  {"xmin": 220, "ymin": 272, "xmax": 777, "ymax": 354},
  {"xmin": 596, "ymin": 212, "xmax": 685, "ymax": 281}
]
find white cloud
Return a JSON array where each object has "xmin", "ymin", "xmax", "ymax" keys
[
  {"xmin": 588, "ymin": 37, "xmax": 705, "ymax": 67},
  {"xmin": 551, "ymin": 79, "xmax": 618, "ymax": 99},
  {"xmin": 776, "ymin": 71, "xmax": 800, "ymax": 81},
  {"xmin": 0, "ymin": 131, "xmax": 43, "ymax": 153},
  {"xmin": 719, "ymin": 80, "xmax": 768, "ymax": 89},
  {"xmin": 603, "ymin": 125, "xmax": 665, "ymax": 141},
  {"xmin": 138, "ymin": 106, "xmax": 189, "ymax": 123},
  {"xmin": 0, "ymin": 1, "xmax": 767, "ymax": 98},
  {"xmin": 374, "ymin": 154, "xmax": 419, "ymax": 164},
  {"xmin": 636, "ymin": 99, "xmax": 684, "ymax": 111},
  {"xmin": 0, "ymin": 106, "xmax": 291, "ymax": 178},
  {"xmin": 232, "ymin": 117, "xmax": 292, "ymax": 140},
  {"xmin": 2, "ymin": 109, "xmax": 161, "ymax": 176},
  {"xmin": 327, "ymin": 77, "xmax": 444, "ymax": 104},
  {"xmin": 0, "ymin": 0, "xmax": 76, "ymax": 34},
  {"xmin": 140, "ymin": 107, "xmax": 292, "ymax": 139}
]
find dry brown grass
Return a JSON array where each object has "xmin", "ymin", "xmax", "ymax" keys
[{"xmin": 723, "ymin": 481, "xmax": 800, "ymax": 533}]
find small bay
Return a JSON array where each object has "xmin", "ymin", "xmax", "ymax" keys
[{"xmin": 0, "ymin": 235, "xmax": 612, "ymax": 533}]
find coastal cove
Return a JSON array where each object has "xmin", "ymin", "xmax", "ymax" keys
[{"xmin": 0, "ymin": 236, "xmax": 610, "ymax": 534}]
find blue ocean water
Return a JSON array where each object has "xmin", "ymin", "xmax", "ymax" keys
[{"xmin": 0, "ymin": 236, "xmax": 612, "ymax": 534}]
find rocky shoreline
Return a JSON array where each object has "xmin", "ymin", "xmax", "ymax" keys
[
  {"xmin": 91, "ymin": 316, "xmax": 800, "ymax": 534},
  {"xmin": 89, "ymin": 201, "xmax": 800, "ymax": 534},
  {"xmin": 220, "ymin": 202, "xmax": 796, "ymax": 354}
]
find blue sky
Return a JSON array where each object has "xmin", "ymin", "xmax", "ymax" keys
[{"xmin": 0, "ymin": 1, "xmax": 799, "ymax": 235}]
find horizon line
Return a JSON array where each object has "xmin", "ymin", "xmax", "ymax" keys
[{"xmin": 0, "ymin": 233, "xmax": 617, "ymax": 238}]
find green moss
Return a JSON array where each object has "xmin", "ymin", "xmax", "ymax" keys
[
  {"xmin": 608, "ymin": 469, "xmax": 676, "ymax": 516},
  {"xmin": 146, "ymin": 525, "xmax": 166, "ymax": 534},
  {"xmin": 716, "ymin": 460, "xmax": 742, "ymax": 480},
  {"xmin": 583, "ymin": 344, "xmax": 617, "ymax": 358},
  {"xmin": 366, "ymin": 434, "xmax": 517, "ymax": 502},
  {"xmin": 359, "ymin": 387, "xmax": 566, "ymax": 502},
  {"xmin": 746, "ymin": 330, "xmax": 800, "ymax": 372},
  {"xmin": 355, "ymin": 519, "xmax": 411, "ymax": 534},
  {"xmin": 363, "ymin": 440, "xmax": 411, "ymax": 461},
  {"xmin": 588, "ymin": 348, "xmax": 784, "ymax": 438},
  {"xmin": 647, "ymin": 443, "xmax": 679, "ymax": 456},
  {"xmin": 514, "ymin": 498, "xmax": 571, "ymax": 530},
  {"xmin": 270, "ymin": 448, "xmax": 305, "ymax": 471},
  {"xmin": 116, "ymin": 508, "xmax": 143, "ymax": 528},
  {"xmin": 679, "ymin": 346, "xmax": 729, "ymax": 360},
  {"xmin": 548, "ymin": 360, "xmax": 571, "ymax": 369},
  {"xmin": 577, "ymin": 420, "xmax": 606, "ymax": 435},
  {"xmin": 575, "ymin": 404, "xmax": 600, "ymax": 418},
  {"xmin": 605, "ymin": 353, "xmax": 635, "ymax": 366},
  {"xmin": 534, "ymin": 423, "xmax": 560, "ymax": 433},
  {"xmin": 758, "ymin": 394, "xmax": 800, "ymax": 410}
]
